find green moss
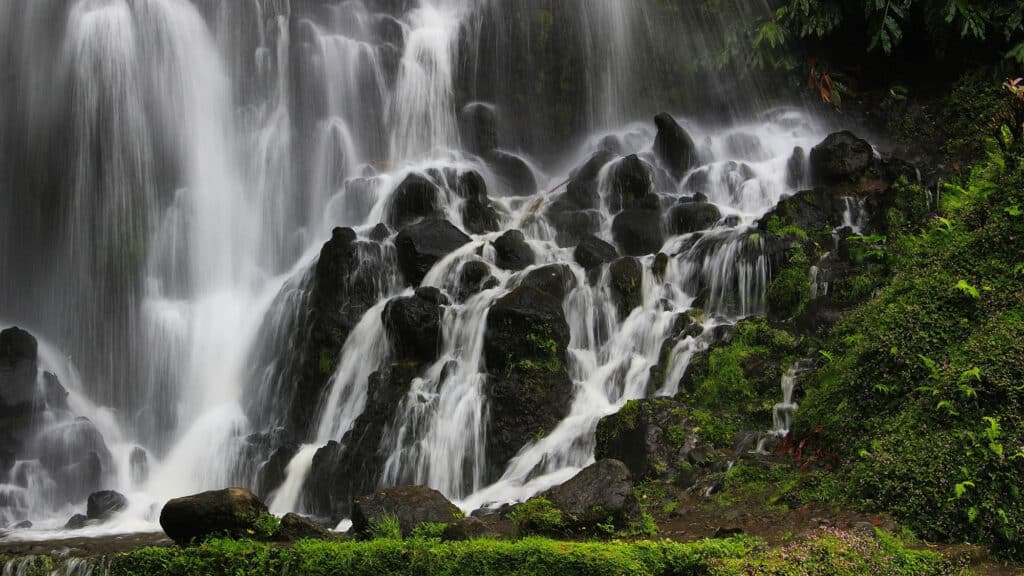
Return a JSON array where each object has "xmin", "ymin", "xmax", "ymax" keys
[
  {"xmin": 508, "ymin": 498, "xmax": 564, "ymax": 536},
  {"xmin": 252, "ymin": 512, "xmax": 280, "ymax": 540},
  {"xmin": 767, "ymin": 242, "xmax": 812, "ymax": 320}
]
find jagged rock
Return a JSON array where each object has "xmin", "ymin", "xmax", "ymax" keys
[
  {"xmin": 159, "ymin": 488, "xmax": 269, "ymax": 545},
  {"xmin": 595, "ymin": 398, "xmax": 715, "ymax": 483},
  {"xmin": 810, "ymin": 131, "xmax": 875, "ymax": 185},
  {"xmin": 278, "ymin": 513, "xmax": 331, "ymax": 541},
  {"xmin": 457, "ymin": 261, "xmax": 499, "ymax": 302},
  {"xmin": 483, "ymin": 287, "xmax": 573, "ymax": 478},
  {"xmin": 370, "ymin": 223, "xmax": 392, "ymax": 242},
  {"xmin": 786, "ymin": 146, "xmax": 807, "ymax": 189},
  {"xmin": 612, "ymin": 209, "xmax": 664, "ymax": 256},
  {"xmin": 486, "ymin": 150, "xmax": 537, "ymax": 196},
  {"xmin": 609, "ymin": 257, "xmax": 643, "ymax": 318},
  {"xmin": 0, "ymin": 326, "xmax": 38, "ymax": 408},
  {"xmin": 574, "ymin": 235, "xmax": 619, "ymax": 271},
  {"xmin": 521, "ymin": 264, "xmax": 577, "ymax": 301},
  {"xmin": 383, "ymin": 290, "xmax": 445, "ymax": 365},
  {"xmin": 725, "ymin": 132, "xmax": 770, "ymax": 161},
  {"xmin": 396, "ymin": 218, "xmax": 472, "ymax": 286},
  {"xmin": 668, "ymin": 202, "xmax": 722, "ymax": 235},
  {"xmin": 459, "ymin": 103, "xmax": 499, "ymax": 156},
  {"xmin": 654, "ymin": 113, "xmax": 698, "ymax": 180},
  {"xmin": 351, "ymin": 485, "xmax": 462, "ymax": 538},
  {"xmin": 607, "ymin": 154, "xmax": 654, "ymax": 213},
  {"xmin": 541, "ymin": 459, "xmax": 641, "ymax": 532},
  {"xmin": 493, "ymin": 230, "xmax": 535, "ymax": 271},
  {"xmin": 256, "ymin": 442, "xmax": 298, "ymax": 499},
  {"xmin": 86, "ymin": 490, "xmax": 127, "ymax": 520},
  {"xmin": 388, "ymin": 173, "xmax": 442, "ymax": 229}
]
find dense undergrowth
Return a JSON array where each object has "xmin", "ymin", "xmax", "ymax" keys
[
  {"xmin": 0, "ymin": 531, "xmax": 957, "ymax": 576},
  {"xmin": 797, "ymin": 103, "xmax": 1024, "ymax": 557}
]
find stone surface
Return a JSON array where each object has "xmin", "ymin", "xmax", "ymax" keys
[
  {"xmin": 159, "ymin": 488, "xmax": 269, "ymax": 545},
  {"xmin": 351, "ymin": 485, "xmax": 462, "ymax": 537}
]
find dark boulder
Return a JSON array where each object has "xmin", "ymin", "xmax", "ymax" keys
[
  {"xmin": 483, "ymin": 287, "xmax": 573, "ymax": 478},
  {"xmin": 388, "ymin": 173, "xmax": 442, "ymax": 230},
  {"xmin": 351, "ymin": 485, "xmax": 462, "ymax": 538},
  {"xmin": 574, "ymin": 235, "xmax": 618, "ymax": 272},
  {"xmin": 786, "ymin": 146, "xmax": 807, "ymax": 189},
  {"xmin": 457, "ymin": 261, "xmax": 499, "ymax": 302},
  {"xmin": 653, "ymin": 113, "xmax": 698, "ymax": 180},
  {"xmin": 544, "ymin": 203, "xmax": 603, "ymax": 247},
  {"xmin": 493, "ymin": 230, "xmax": 535, "ymax": 271},
  {"xmin": 278, "ymin": 513, "xmax": 331, "ymax": 540},
  {"xmin": 521, "ymin": 264, "xmax": 577, "ymax": 302},
  {"xmin": 456, "ymin": 171, "xmax": 502, "ymax": 235},
  {"xmin": 86, "ymin": 490, "xmax": 127, "ymax": 520},
  {"xmin": 486, "ymin": 150, "xmax": 537, "ymax": 196},
  {"xmin": 370, "ymin": 223, "xmax": 392, "ymax": 242},
  {"xmin": 668, "ymin": 202, "xmax": 722, "ymax": 235},
  {"xmin": 595, "ymin": 398, "xmax": 712, "ymax": 482},
  {"xmin": 809, "ymin": 131, "xmax": 875, "ymax": 185},
  {"xmin": 0, "ymin": 326, "xmax": 38, "ymax": 408},
  {"xmin": 396, "ymin": 219, "xmax": 472, "ymax": 286},
  {"xmin": 459, "ymin": 102, "xmax": 499, "ymax": 156},
  {"xmin": 758, "ymin": 188, "xmax": 847, "ymax": 234},
  {"xmin": 159, "ymin": 488, "xmax": 270, "ymax": 545},
  {"xmin": 383, "ymin": 291, "xmax": 445, "ymax": 365},
  {"xmin": 540, "ymin": 459, "xmax": 641, "ymax": 532},
  {"xmin": 64, "ymin": 514, "xmax": 91, "ymax": 530},
  {"xmin": 565, "ymin": 150, "xmax": 617, "ymax": 210},
  {"xmin": 612, "ymin": 209, "xmax": 664, "ymax": 257},
  {"xmin": 256, "ymin": 442, "xmax": 298, "ymax": 499},
  {"xmin": 442, "ymin": 514, "xmax": 516, "ymax": 541},
  {"xmin": 609, "ymin": 257, "xmax": 643, "ymax": 318},
  {"xmin": 606, "ymin": 154, "xmax": 654, "ymax": 213}
]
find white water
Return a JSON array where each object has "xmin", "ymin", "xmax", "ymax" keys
[{"xmin": 0, "ymin": 0, "xmax": 840, "ymax": 536}]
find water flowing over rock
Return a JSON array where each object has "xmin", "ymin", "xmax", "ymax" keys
[{"xmin": 396, "ymin": 219, "xmax": 472, "ymax": 286}]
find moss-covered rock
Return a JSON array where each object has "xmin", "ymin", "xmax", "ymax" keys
[{"xmin": 159, "ymin": 488, "xmax": 272, "ymax": 545}]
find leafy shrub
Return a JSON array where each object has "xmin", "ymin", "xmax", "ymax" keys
[{"xmin": 508, "ymin": 498, "xmax": 564, "ymax": 535}]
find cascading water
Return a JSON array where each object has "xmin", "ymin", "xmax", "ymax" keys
[{"xmin": 0, "ymin": 0, "xmax": 844, "ymax": 536}]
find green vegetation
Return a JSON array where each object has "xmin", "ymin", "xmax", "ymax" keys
[
  {"xmin": 508, "ymin": 497, "xmax": 565, "ymax": 535},
  {"xmin": 20, "ymin": 531, "xmax": 941, "ymax": 576},
  {"xmin": 368, "ymin": 514, "xmax": 403, "ymax": 541},
  {"xmin": 798, "ymin": 121, "xmax": 1024, "ymax": 558}
]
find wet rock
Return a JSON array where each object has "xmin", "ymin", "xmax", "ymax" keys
[
  {"xmin": 159, "ymin": 487, "xmax": 269, "ymax": 545},
  {"xmin": 493, "ymin": 230, "xmax": 535, "ymax": 271},
  {"xmin": 810, "ymin": 131, "xmax": 875, "ymax": 185},
  {"xmin": 64, "ymin": 514, "xmax": 90, "ymax": 530},
  {"xmin": 541, "ymin": 459, "xmax": 641, "ymax": 532},
  {"xmin": 573, "ymin": 235, "xmax": 618, "ymax": 271},
  {"xmin": 351, "ymin": 485, "xmax": 462, "ymax": 538},
  {"xmin": 544, "ymin": 204, "xmax": 603, "ymax": 247},
  {"xmin": 86, "ymin": 490, "xmax": 127, "ymax": 520},
  {"xmin": 565, "ymin": 150, "xmax": 617, "ymax": 210},
  {"xmin": 383, "ymin": 291, "xmax": 445, "ymax": 365},
  {"xmin": 456, "ymin": 170, "xmax": 502, "ymax": 235},
  {"xmin": 459, "ymin": 102, "xmax": 499, "ymax": 156},
  {"xmin": 40, "ymin": 372, "xmax": 69, "ymax": 412},
  {"xmin": 609, "ymin": 257, "xmax": 643, "ymax": 318},
  {"xmin": 0, "ymin": 326, "xmax": 38, "ymax": 408},
  {"xmin": 607, "ymin": 154, "xmax": 654, "ymax": 213},
  {"xmin": 256, "ymin": 442, "xmax": 298, "ymax": 499},
  {"xmin": 758, "ymin": 188, "xmax": 847, "ymax": 234},
  {"xmin": 668, "ymin": 202, "xmax": 722, "ymax": 235},
  {"xmin": 596, "ymin": 398, "xmax": 711, "ymax": 483},
  {"xmin": 484, "ymin": 287, "xmax": 573, "ymax": 478},
  {"xmin": 396, "ymin": 218, "xmax": 472, "ymax": 286},
  {"xmin": 486, "ymin": 150, "xmax": 537, "ymax": 196},
  {"xmin": 370, "ymin": 223, "xmax": 392, "ymax": 242},
  {"xmin": 612, "ymin": 209, "xmax": 664, "ymax": 256},
  {"xmin": 786, "ymin": 146, "xmax": 807, "ymax": 189},
  {"xmin": 725, "ymin": 132, "xmax": 770, "ymax": 161},
  {"xmin": 441, "ymin": 517, "xmax": 488, "ymax": 541},
  {"xmin": 388, "ymin": 173, "xmax": 443, "ymax": 230},
  {"xmin": 654, "ymin": 113, "xmax": 698, "ymax": 180},
  {"xmin": 12, "ymin": 520, "xmax": 31, "ymax": 529},
  {"xmin": 521, "ymin": 264, "xmax": 577, "ymax": 302},
  {"xmin": 457, "ymin": 261, "xmax": 499, "ymax": 302},
  {"xmin": 278, "ymin": 513, "xmax": 331, "ymax": 541},
  {"xmin": 37, "ymin": 418, "xmax": 111, "ymax": 502}
]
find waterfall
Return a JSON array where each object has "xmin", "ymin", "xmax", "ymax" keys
[{"xmin": 0, "ymin": 0, "xmax": 838, "ymax": 534}]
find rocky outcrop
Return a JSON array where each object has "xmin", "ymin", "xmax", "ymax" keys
[
  {"xmin": 483, "ymin": 287, "xmax": 573, "ymax": 479},
  {"xmin": 606, "ymin": 154, "xmax": 655, "ymax": 213},
  {"xmin": 540, "ymin": 459, "xmax": 641, "ymax": 532},
  {"xmin": 520, "ymin": 264, "xmax": 577, "ymax": 302},
  {"xmin": 86, "ymin": 490, "xmax": 127, "ymax": 520},
  {"xmin": 595, "ymin": 398, "xmax": 721, "ymax": 486},
  {"xmin": 485, "ymin": 150, "xmax": 537, "ymax": 196},
  {"xmin": 383, "ymin": 288, "xmax": 446, "ymax": 365},
  {"xmin": 351, "ymin": 485, "xmax": 462, "ymax": 538},
  {"xmin": 456, "ymin": 261, "xmax": 499, "ymax": 302},
  {"xmin": 573, "ymin": 235, "xmax": 619, "ymax": 272},
  {"xmin": 612, "ymin": 209, "xmax": 664, "ymax": 257},
  {"xmin": 809, "ymin": 131, "xmax": 875, "ymax": 185},
  {"xmin": 493, "ymin": 230, "xmax": 535, "ymax": 271},
  {"xmin": 459, "ymin": 102, "xmax": 498, "ymax": 156},
  {"xmin": 668, "ymin": 202, "xmax": 722, "ymax": 235},
  {"xmin": 654, "ymin": 113, "xmax": 698, "ymax": 180},
  {"xmin": 453, "ymin": 170, "xmax": 502, "ymax": 235},
  {"xmin": 159, "ymin": 488, "xmax": 269, "ymax": 545},
  {"xmin": 609, "ymin": 257, "xmax": 643, "ymax": 319},
  {"xmin": 396, "ymin": 218, "xmax": 472, "ymax": 286},
  {"xmin": 544, "ymin": 151, "xmax": 615, "ymax": 246},
  {"xmin": 388, "ymin": 173, "xmax": 443, "ymax": 230}
]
